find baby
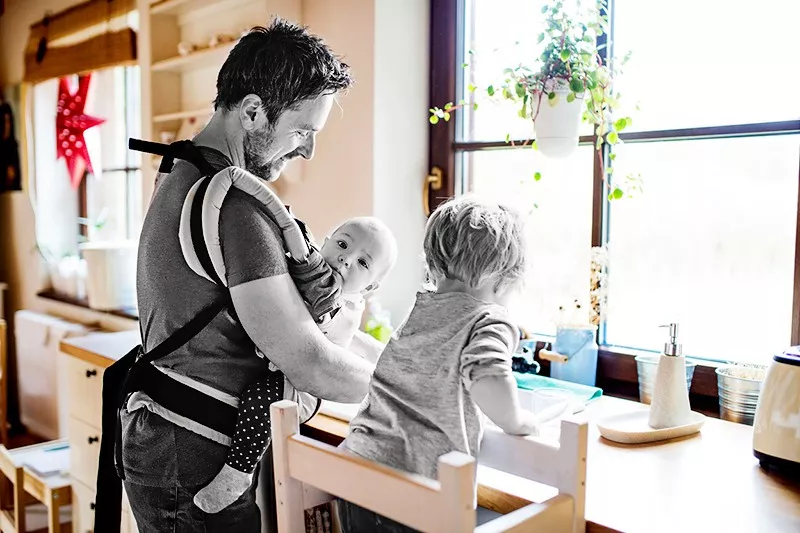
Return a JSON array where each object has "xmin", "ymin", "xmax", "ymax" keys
[
  {"xmin": 194, "ymin": 206, "xmax": 397, "ymax": 513},
  {"xmin": 338, "ymin": 195, "xmax": 540, "ymax": 532}
]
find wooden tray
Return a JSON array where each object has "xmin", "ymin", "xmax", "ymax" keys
[{"xmin": 596, "ymin": 410, "xmax": 706, "ymax": 444}]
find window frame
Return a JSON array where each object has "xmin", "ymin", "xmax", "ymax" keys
[
  {"xmin": 78, "ymin": 65, "xmax": 142, "ymax": 244},
  {"xmin": 427, "ymin": 0, "xmax": 800, "ymax": 407}
]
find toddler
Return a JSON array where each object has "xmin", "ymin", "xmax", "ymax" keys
[
  {"xmin": 339, "ymin": 195, "xmax": 540, "ymax": 532},
  {"xmin": 194, "ymin": 202, "xmax": 398, "ymax": 513}
]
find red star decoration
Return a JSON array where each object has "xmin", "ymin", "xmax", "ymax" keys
[{"xmin": 56, "ymin": 74, "xmax": 105, "ymax": 189}]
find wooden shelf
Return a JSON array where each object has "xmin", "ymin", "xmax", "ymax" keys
[
  {"xmin": 151, "ymin": 0, "xmax": 224, "ymax": 16},
  {"xmin": 151, "ymin": 41, "xmax": 236, "ymax": 73},
  {"xmin": 153, "ymin": 109, "xmax": 213, "ymax": 123},
  {"xmin": 37, "ymin": 289, "xmax": 138, "ymax": 320}
]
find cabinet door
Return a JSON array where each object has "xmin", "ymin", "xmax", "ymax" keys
[
  {"xmin": 65, "ymin": 356, "xmax": 104, "ymax": 427},
  {"xmin": 71, "ymin": 479, "xmax": 96, "ymax": 533},
  {"xmin": 68, "ymin": 416, "xmax": 102, "ymax": 488}
]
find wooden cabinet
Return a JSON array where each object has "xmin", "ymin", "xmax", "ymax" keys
[{"xmin": 60, "ymin": 352, "xmax": 138, "ymax": 533}]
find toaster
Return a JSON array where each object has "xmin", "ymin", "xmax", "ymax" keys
[{"xmin": 752, "ymin": 346, "xmax": 800, "ymax": 475}]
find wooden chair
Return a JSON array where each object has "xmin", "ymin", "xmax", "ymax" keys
[
  {"xmin": 0, "ymin": 441, "xmax": 71, "ymax": 533},
  {"xmin": 271, "ymin": 400, "xmax": 588, "ymax": 533}
]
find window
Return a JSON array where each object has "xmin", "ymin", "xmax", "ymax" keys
[
  {"xmin": 32, "ymin": 66, "xmax": 142, "ymax": 259},
  {"xmin": 429, "ymin": 0, "xmax": 800, "ymax": 364}
]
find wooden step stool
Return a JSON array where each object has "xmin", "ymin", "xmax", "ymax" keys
[{"xmin": 0, "ymin": 440, "xmax": 71, "ymax": 533}]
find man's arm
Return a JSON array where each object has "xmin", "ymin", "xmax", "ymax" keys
[
  {"xmin": 231, "ymin": 275, "xmax": 374, "ymax": 403},
  {"xmin": 349, "ymin": 329, "xmax": 385, "ymax": 364}
]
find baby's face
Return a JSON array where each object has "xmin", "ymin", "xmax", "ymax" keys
[{"xmin": 320, "ymin": 221, "xmax": 392, "ymax": 294}]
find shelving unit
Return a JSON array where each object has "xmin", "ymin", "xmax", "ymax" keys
[
  {"xmin": 150, "ymin": 40, "xmax": 237, "ymax": 73},
  {"xmin": 152, "ymin": 108, "xmax": 213, "ymax": 123},
  {"xmin": 137, "ymin": 0, "xmax": 303, "ymax": 205}
]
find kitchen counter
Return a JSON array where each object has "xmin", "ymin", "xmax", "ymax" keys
[{"xmin": 60, "ymin": 331, "xmax": 800, "ymax": 533}]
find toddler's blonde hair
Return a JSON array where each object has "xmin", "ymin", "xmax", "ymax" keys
[{"xmin": 423, "ymin": 195, "xmax": 527, "ymax": 293}]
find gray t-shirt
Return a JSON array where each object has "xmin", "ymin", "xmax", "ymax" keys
[
  {"xmin": 344, "ymin": 291, "xmax": 519, "ymax": 480},
  {"xmin": 122, "ymin": 147, "xmax": 289, "ymax": 487}
]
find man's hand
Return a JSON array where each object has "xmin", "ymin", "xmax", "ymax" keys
[{"xmin": 231, "ymin": 274, "xmax": 374, "ymax": 403}]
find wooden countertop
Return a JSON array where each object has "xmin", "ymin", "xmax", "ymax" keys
[
  {"xmin": 60, "ymin": 329, "xmax": 139, "ymax": 368},
  {"xmin": 307, "ymin": 398, "xmax": 800, "ymax": 533},
  {"xmin": 59, "ymin": 330, "xmax": 800, "ymax": 532}
]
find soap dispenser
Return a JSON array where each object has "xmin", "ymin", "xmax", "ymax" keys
[{"xmin": 648, "ymin": 323, "xmax": 692, "ymax": 429}]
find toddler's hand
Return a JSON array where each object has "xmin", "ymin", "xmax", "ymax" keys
[{"xmin": 513, "ymin": 410, "xmax": 541, "ymax": 436}]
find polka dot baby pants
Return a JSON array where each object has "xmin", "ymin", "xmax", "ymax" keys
[{"xmin": 226, "ymin": 370, "xmax": 285, "ymax": 473}]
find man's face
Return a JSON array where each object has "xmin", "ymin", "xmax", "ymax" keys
[{"xmin": 244, "ymin": 93, "xmax": 334, "ymax": 182}]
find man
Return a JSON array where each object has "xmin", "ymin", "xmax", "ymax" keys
[{"xmin": 124, "ymin": 19, "xmax": 375, "ymax": 531}]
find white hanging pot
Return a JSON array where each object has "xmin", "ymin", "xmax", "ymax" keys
[{"xmin": 532, "ymin": 78, "xmax": 583, "ymax": 158}]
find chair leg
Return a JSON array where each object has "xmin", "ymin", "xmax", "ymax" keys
[{"xmin": 47, "ymin": 489, "xmax": 61, "ymax": 533}]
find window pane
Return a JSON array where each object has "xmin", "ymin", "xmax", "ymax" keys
[
  {"xmin": 463, "ymin": 146, "xmax": 594, "ymax": 335},
  {"xmin": 605, "ymin": 135, "xmax": 799, "ymax": 363},
  {"xmin": 83, "ymin": 66, "xmax": 142, "ymax": 243},
  {"xmin": 33, "ymin": 78, "xmax": 79, "ymax": 258},
  {"xmin": 614, "ymin": 0, "xmax": 800, "ymax": 131},
  {"xmin": 459, "ymin": 0, "xmax": 594, "ymax": 143}
]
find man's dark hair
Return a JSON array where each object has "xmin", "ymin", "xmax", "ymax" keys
[{"xmin": 214, "ymin": 18, "xmax": 354, "ymax": 124}]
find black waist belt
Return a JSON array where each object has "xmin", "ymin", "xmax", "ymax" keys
[{"xmin": 127, "ymin": 362, "xmax": 239, "ymax": 438}]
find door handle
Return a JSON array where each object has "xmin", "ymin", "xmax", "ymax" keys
[{"xmin": 423, "ymin": 167, "xmax": 443, "ymax": 217}]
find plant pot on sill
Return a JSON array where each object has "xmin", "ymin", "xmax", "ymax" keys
[
  {"xmin": 716, "ymin": 364, "xmax": 767, "ymax": 426},
  {"xmin": 79, "ymin": 241, "xmax": 137, "ymax": 311},
  {"xmin": 635, "ymin": 355, "xmax": 696, "ymax": 405},
  {"xmin": 549, "ymin": 324, "xmax": 599, "ymax": 387},
  {"xmin": 532, "ymin": 78, "xmax": 583, "ymax": 159}
]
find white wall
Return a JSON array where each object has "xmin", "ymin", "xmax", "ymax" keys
[
  {"xmin": 1, "ymin": 0, "xmax": 430, "ymax": 332},
  {"xmin": 371, "ymin": 0, "xmax": 429, "ymax": 325}
]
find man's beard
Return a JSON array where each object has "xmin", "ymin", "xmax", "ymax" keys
[
  {"xmin": 243, "ymin": 127, "xmax": 278, "ymax": 182},
  {"xmin": 243, "ymin": 127, "xmax": 301, "ymax": 182}
]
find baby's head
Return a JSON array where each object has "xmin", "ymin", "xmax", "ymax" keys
[
  {"xmin": 320, "ymin": 216, "xmax": 398, "ymax": 295},
  {"xmin": 423, "ymin": 195, "xmax": 528, "ymax": 301}
]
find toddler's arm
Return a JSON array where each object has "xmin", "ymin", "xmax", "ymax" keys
[
  {"xmin": 471, "ymin": 375, "xmax": 539, "ymax": 436},
  {"xmin": 462, "ymin": 312, "xmax": 539, "ymax": 436}
]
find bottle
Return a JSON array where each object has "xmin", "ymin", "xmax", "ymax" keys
[{"xmin": 648, "ymin": 323, "xmax": 692, "ymax": 429}]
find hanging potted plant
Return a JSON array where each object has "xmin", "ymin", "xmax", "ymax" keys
[{"xmin": 431, "ymin": 0, "xmax": 639, "ymax": 198}]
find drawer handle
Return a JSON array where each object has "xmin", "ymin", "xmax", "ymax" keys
[
  {"xmin": 86, "ymin": 369, "xmax": 97, "ymax": 378},
  {"xmin": 90, "ymin": 502, "xmax": 96, "ymax": 510},
  {"xmin": 88, "ymin": 436, "xmax": 99, "ymax": 444}
]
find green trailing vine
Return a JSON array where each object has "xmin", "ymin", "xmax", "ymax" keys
[{"xmin": 430, "ymin": 0, "xmax": 642, "ymax": 200}]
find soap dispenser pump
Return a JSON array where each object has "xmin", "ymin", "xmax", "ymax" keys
[{"xmin": 648, "ymin": 323, "xmax": 693, "ymax": 429}]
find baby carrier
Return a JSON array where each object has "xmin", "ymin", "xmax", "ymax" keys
[{"xmin": 94, "ymin": 139, "xmax": 319, "ymax": 531}]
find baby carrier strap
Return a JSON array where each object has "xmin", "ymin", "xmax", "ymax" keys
[{"xmin": 94, "ymin": 139, "xmax": 244, "ymax": 532}]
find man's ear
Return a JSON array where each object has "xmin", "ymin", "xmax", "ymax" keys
[{"xmin": 239, "ymin": 94, "xmax": 264, "ymax": 131}]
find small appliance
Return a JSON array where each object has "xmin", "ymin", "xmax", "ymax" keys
[{"xmin": 753, "ymin": 346, "xmax": 800, "ymax": 475}]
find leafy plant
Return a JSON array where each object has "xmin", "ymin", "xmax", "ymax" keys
[
  {"xmin": 430, "ymin": 0, "xmax": 641, "ymax": 200},
  {"xmin": 77, "ymin": 207, "xmax": 109, "ymax": 244}
]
